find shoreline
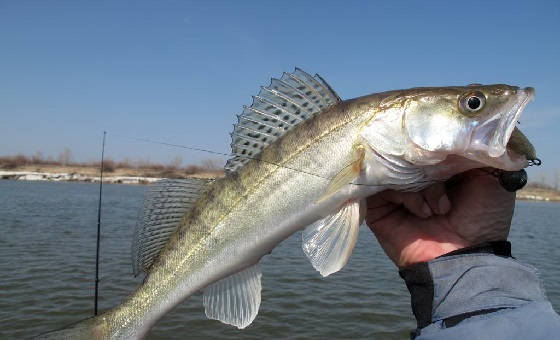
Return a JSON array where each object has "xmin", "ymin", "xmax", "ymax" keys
[
  {"xmin": 2, "ymin": 170, "xmax": 559, "ymax": 202},
  {"xmin": 0, "ymin": 170, "xmax": 219, "ymax": 185},
  {"xmin": 0, "ymin": 163, "xmax": 223, "ymax": 185},
  {"xmin": 0, "ymin": 170, "xmax": 164, "ymax": 185},
  {"xmin": 515, "ymin": 187, "xmax": 560, "ymax": 202}
]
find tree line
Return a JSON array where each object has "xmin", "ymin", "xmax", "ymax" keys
[{"xmin": 0, "ymin": 149, "xmax": 223, "ymax": 176}]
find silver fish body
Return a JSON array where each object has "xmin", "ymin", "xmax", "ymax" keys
[
  {"xmin": 105, "ymin": 95, "xmax": 383, "ymax": 338},
  {"xmin": 38, "ymin": 72, "xmax": 536, "ymax": 339}
]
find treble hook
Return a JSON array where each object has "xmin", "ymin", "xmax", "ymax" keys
[{"xmin": 528, "ymin": 158, "xmax": 542, "ymax": 166}]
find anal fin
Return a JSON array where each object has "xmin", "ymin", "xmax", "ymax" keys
[
  {"xmin": 302, "ymin": 199, "xmax": 365, "ymax": 277},
  {"xmin": 203, "ymin": 264, "xmax": 262, "ymax": 329}
]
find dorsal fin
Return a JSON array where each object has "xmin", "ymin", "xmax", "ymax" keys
[
  {"xmin": 225, "ymin": 68, "xmax": 341, "ymax": 173},
  {"xmin": 132, "ymin": 178, "xmax": 213, "ymax": 275}
]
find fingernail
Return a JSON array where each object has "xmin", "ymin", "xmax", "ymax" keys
[
  {"xmin": 422, "ymin": 202, "xmax": 432, "ymax": 217},
  {"xmin": 438, "ymin": 195, "xmax": 451, "ymax": 214}
]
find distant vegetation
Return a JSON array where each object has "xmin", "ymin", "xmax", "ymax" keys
[
  {"xmin": 529, "ymin": 170, "xmax": 560, "ymax": 191},
  {"xmin": 1, "ymin": 150, "xmax": 559, "ymax": 190},
  {"xmin": 0, "ymin": 150, "xmax": 224, "ymax": 179}
]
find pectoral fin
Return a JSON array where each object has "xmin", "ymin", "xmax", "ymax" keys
[
  {"xmin": 203, "ymin": 264, "xmax": 262, "ymax": 329},
  {"xmin": 318, "ymin": 145, "xmax": 365, "ymax": 203},
  {"xmin": 302, "ymin": 199, "xmax": 366, "ymax": 277}
]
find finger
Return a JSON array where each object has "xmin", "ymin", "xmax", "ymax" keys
[
  {"xmin": 422, "ymin": 182, "xmax": 451, "ymax": 215},
  {"xmin": 381, "ymin": 190, "xmax": 432, "ymax": 218},
  {"xmin": 365, "ymin": 201, "xmax": 399, "ymax": 226}
]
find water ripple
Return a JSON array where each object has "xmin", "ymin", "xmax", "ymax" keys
[{"xmin": 0, "ymin": 180, "xmax": 558, "ymax": 339}]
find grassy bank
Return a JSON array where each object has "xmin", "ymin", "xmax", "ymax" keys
[
  {"xmin": 516, "ymin": 186, "xmax": 560, "ymax": 202},
  {"xmin": 0, "ymin": 155, "xmax": 224, "ymax": 180}
]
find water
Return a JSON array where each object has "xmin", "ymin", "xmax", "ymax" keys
[{"xmin": 0, "ymin": 180, "xmax": 558, "ymax": 339}]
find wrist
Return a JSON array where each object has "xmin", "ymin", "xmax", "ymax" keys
[
  {"xmin": 398, "ymin": 240, "xmax": 510, "ymax": 268},
  {"xmin": 396, "ymin": 238, "xmax": 467, "ymax": 268}
]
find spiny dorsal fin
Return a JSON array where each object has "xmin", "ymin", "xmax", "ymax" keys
[
  {"xmin": 225, "ymin": 68, "xmax": 341, "ymax": 173},
  {"xmin": 132, "ymin": 178, "xmax": 213, "ymax": 276}
]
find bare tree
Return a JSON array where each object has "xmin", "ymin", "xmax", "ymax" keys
[
  {"xmin": 58, "ymin": 147, "xmax": 73, "ymax": 166},
  {"xmin": 32, "ymin": 150, "xmax": 44, "ymax": 164},
  {"xmin": 200, "ymin": 158, "xmax": 222, "ymax": 171},
  {"xmin": 536, "ymin": 170, "xmax": 548, "ymax": 188},
  {"xmin": 168, "ymin": 155, "xmax": 183, "ymax": 170}
]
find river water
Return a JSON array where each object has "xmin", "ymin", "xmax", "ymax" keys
[{"xmin": 0, "ymin": 180, "xmax": 558, "ymax": 339}]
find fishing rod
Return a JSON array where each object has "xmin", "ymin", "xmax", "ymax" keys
[{"xmin": 94, "ymin": 131, "xmax": 106, "ymax": 316}]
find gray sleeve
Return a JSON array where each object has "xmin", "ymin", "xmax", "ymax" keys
[{"xmin": 399, "ymin": 241, "xmax": 560, "ymax": 339}]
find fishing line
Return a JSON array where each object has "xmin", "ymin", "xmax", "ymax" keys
[
  {"xmin": 110, "ymin": 133, "xmax": 335, "ymax": 181},
  {"xmin": 109, "ymin": 132, "xmax": 424, "ymax": 187},
  {"xmin": 107, "ymin": 132, "xmax": 541, "ymax": 190}
]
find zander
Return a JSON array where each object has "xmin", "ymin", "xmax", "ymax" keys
[{"xmin": 39, "ymin": 68, "xmax": 536, "ymax": 339}]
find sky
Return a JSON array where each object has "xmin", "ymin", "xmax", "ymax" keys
[{"xmin": 1, "ymin": 1, "xmax": 559, "ymax": 183}]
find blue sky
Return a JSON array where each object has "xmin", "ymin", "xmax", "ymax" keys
[{"xmin": 1, "ymin": 1, "xmax": 559, "ymax": 182}]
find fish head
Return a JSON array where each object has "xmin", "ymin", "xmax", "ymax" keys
[{"xmin": 401, "ymin": 84, "xmax": 536, "ymax": 171}]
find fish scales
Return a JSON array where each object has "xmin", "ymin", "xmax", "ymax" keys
[
  {"xmin": 35, "ymin": 70, "xmax": 536, "ymax": 339},
  {"xmin": 103, "ymin": 95, "xmax": 381, "ymax": 337}
]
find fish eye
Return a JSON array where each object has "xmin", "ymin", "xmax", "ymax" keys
[
  {"xmin": 459, "ymin": 91, "xmax": 486, "ymax": 114},
  {"xmin": 468, "ymin": 96, "xmax": 481, "ymax": 110}
]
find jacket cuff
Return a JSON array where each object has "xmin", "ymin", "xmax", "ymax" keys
[
  {"xmin": 436, "ymin": 240, "xmax": 512, "ymax": 258},
  {"xmin": 399, "ymin": 241, "xmax": 546, "ymax": 329}
]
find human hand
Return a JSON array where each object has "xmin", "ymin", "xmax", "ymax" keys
[{"xmin": 365, "ymin": 168, "xmax": 515, "ymax": 267}]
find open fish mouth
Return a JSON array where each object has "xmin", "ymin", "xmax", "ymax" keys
[
  {"xmin": 469, "ymin": 87, "xmax": 535, "ymax": 169},
  {"xmin": 488, "ymin": 87, "xmax": 535, "ymax": 158},
  {"xmin": 467, "ymin": 87, "xmax": 535, "ymax": 170}
]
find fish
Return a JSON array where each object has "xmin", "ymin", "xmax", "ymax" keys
[{"xmin": 39, "ymin": 68, "xmax": 536, "ymax": 339}]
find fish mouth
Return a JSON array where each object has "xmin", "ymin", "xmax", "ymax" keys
[
  {"xmin": 488, "ymin": 87, "xmax": 534, "ymax": 158},
  {"xmin": 467, "ymin": 87, "xmax": 535, "ymax": 170}
]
